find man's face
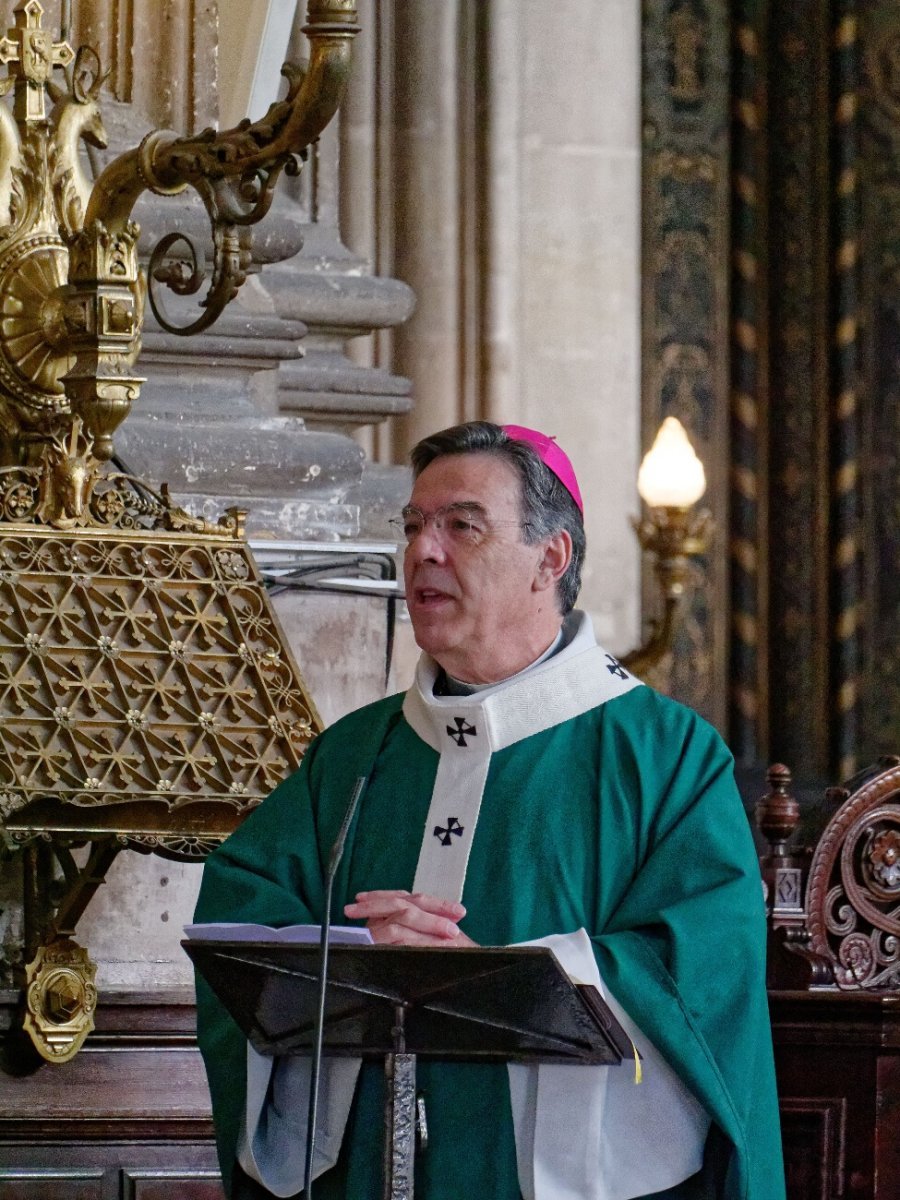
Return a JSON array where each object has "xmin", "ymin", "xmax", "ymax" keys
[{"xmin": 402, "ymin": 452, "xmax": 560, "ymax": 683}]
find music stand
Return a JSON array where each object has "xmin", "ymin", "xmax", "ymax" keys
[{"xmin": 186, "ymin": 940, "xmax": 632, "ymax": 1200}]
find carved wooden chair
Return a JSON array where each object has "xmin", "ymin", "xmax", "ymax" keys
[
  {"xmin": 758, "ymin": 756, "xmax": 900, "ymax": 991},
  {"xmin": 756, "ymin": 756, "xmax": 900, "ymax": 1200}
]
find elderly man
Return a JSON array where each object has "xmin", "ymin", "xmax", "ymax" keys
[{"xmin": 194, "ymin": 421, "xmax": 785, "ymax": 1200}]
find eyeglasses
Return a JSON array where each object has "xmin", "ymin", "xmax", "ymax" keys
[{"xmin": 389, "ymin": 503, "xmax": 529, "ymax": 546}]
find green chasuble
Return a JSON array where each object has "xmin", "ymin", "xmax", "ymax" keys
[{"xmin": 194, "ymin": 620, "xmax": 784, "ymax": 1200}]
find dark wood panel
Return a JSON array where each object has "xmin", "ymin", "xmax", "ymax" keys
[
  {"xmin": 0, "ymin": 1173, "xmax": 104, "ymax": 1200},
  {"xmin": 875, "ymin": 1054, "xmax": 900, "ymax": 1199},
  {"xmin": 859, "ymin": 0, "xmax": 900, "ymax": 767},
  {"xmin": 763, "ymin": 0, "xmax": 833, "ymax": 777},
  {"xmin": 122, "ymin": 1169, "xmax": 224, "ymax": 1200},
  {"xmin": 0, "ymin": 1149, "xmax": 224, "ymax": 1200},
  {"xmin": 0, "ymin": 993, "xmax": 223, "ymax": 1199},
  {"xmin": 778, "ymin": 1098, "xmax": 846, "ymax": 1200},
  {"xmin": 771, "ymin": 990, "xmax": 900, "ymax": 1200},
  {"xmin": 0, "ymin": 991, "xmax": 215, "ymax": 1142},
  {"xmin": 0, "ymin": 1046, "xmax": 215, "ymax": 1137}
]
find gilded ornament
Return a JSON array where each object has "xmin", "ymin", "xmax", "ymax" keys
[
  {"xmin": 0, "ymin": 0, "xmax": 351, "ymax": 1061},
  {"xmin": 23, "ymin": 937, "xmax": 97, "ymax": 1063}
]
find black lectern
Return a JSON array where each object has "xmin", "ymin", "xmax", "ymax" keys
[{"xmin": 186, "ymin": 940, "xmax": 632, "ymax": 1200}]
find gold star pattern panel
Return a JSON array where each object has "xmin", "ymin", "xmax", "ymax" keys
[{"xmin": 0, "ymin": 529, "xmax": 321, "ymax": 826}]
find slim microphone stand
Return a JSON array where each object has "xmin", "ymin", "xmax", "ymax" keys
[{"xmin": 304, "ymin": 775, "xmax": 368, "ymax": 1197}]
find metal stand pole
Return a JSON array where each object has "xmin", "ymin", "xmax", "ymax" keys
[{"xmin": 382, "ymin": 1003, "xmax": 416, "ymax": 1200}]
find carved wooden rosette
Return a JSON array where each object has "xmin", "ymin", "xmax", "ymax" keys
[{"xmin": 805, "ymin": 759, "xmax": 900, "ymax": 990}]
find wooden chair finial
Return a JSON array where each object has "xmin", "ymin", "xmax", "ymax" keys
[{"xmin": 757, "ymin": 763, "xmax": 799, "ymax": 857}]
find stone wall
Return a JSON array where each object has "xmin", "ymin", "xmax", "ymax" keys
[{"xmin": 342, "ymin": 0, "xmax": 643, "ymax": 657}]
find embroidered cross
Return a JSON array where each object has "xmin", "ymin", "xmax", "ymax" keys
[
  {"xmin": 434, "ymin": 816, "xmax": 464, "ymax": 846},
  {"xmin": 446, "ymin": 716, "xmax": 476, "ymax": 746},
  {"xmin": 605, "ymin": 653, "xmax": 628, "ymax": 679}
]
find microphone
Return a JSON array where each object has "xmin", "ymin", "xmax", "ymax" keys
[{"xmin": 304, "ymin": 774, "xmax": 368, "ymax": 1197}]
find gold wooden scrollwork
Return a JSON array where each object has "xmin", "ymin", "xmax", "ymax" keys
[{"xmin": 0, "ymin": 0, "xmax": 357, "ymax": 1063}]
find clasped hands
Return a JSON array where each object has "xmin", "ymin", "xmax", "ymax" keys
[{"xmin": 344, "ymin": 890, "xmax": 476, "ymax": 947}]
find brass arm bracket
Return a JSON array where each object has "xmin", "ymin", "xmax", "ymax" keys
[
  {"xmin": 621, "ymin": 505, "xmax": 712, "ymax": 679},
  {"xmin": 82, "ymin": 1, "xmax": 359, "ymax": 337},
  {"xmin": 14, "ymin": 824, "xmax": 229, "ymax": 1065},
  {"xmin": 0, "ymin": 0, "xmax": 360, "ymax": 470}
]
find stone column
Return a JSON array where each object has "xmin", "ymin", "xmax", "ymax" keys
[
  {"xmin": 266, "ymin": 6, "xmax": 415, "ymax": 537},
  {"xmin": 509, "ymin": 0, "xmax": 642, "ymax": 653},
  {"xmin": 66, "ymin": 0, "xmax": 219, "ymax": 131},
  {"xmin": 339, "ymin": 0, "xmax": 643, "ymax": 657}
]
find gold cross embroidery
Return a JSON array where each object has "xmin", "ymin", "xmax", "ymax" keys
[{"xmin": 0, "ymin": 1, "xmax": 74, "ymax": 122}]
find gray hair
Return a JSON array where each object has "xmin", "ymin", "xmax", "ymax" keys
[{"xmin": 409, "ymin": 421, "xmax": 585, "ymax": 615}]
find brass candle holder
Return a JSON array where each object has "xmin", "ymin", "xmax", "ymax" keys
[{"xmin": 621, "ymin": 417, "xmax": 712, "ymax": 678}]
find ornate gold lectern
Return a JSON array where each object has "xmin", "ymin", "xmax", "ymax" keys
[{"xmin": 0, "ymin": 0, "xmax": 359, "ymax": 1062}]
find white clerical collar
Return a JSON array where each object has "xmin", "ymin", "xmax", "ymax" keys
[{"xmin": 402, "ymin": 611, "xmax": 641, "ymax": 756}]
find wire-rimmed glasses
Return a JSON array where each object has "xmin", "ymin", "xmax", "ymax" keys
[{"xmin": 389, "ymin": 502, "xmax": 529, "ymax": 546}]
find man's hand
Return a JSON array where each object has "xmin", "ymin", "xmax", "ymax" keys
[{"xmin": 344, "ymin": 890, "xmax": 477, "ymax": 947}]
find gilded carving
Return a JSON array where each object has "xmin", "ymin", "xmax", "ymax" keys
[
  {"xmin": 0, "ymin": 0, "xmax": 359, "ymax": 478},
  {"xmin": 0, "ymin": 525, "xmax": 317, "ymax": 824},
  {"xmin": 23, "ymin": 937, "xmax": 97, "ymax": 1062},
  {"xmin": 0, "ymin": 2, "xmax": 74, "ymax": 123},
  {"xmin": 0, "ymin": 1, "xmax": 355, "ymax": 1061}
]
